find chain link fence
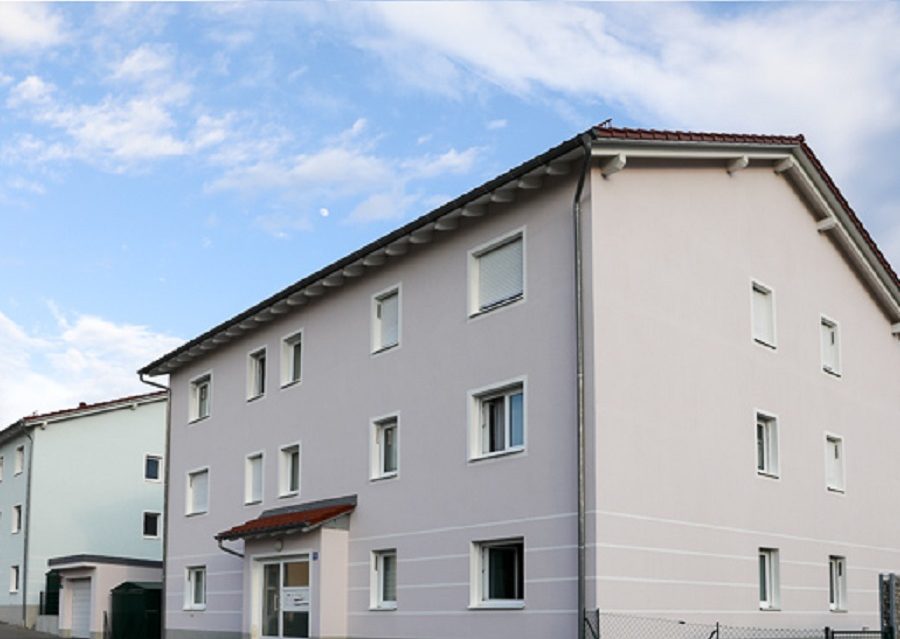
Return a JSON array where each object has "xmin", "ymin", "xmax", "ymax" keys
[{"xmin": 589, "ymin": 612, "xmax": 830, "ymax": 639}]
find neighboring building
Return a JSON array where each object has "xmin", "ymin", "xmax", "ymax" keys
[
  {"xmin": 0, "ymin": 392, "xmax": 167, "ymax": 637},
  {"xmin": 139, "ymin": 126, "xmax": 900, "ymax": 639}
]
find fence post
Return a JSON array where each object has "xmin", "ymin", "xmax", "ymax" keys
[{"xmin": 824, "ymin": 626, "xmax": 831, "ymax": 639}]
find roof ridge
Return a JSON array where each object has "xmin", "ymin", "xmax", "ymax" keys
[{"xmin": 20, "ymin": 390, "xmax": 167, "ymax": 424}]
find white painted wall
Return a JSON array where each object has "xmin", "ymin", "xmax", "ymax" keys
[{"xmin": 0, "ymin": 433, "xmax": 30, "ymax": 624}]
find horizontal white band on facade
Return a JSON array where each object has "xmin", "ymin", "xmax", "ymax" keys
[
  {"xmin": 165, "ymin": 569, "xmax": 242, "ymax": 578},
  {"xmin": 168, "ymin": 610, "xmax": 243, "ymax": 616},
  {"xmin": 167, "ymin": 551, "xmax": 244, "ymax": 562},
  {"xmin": 348, "ymin": 552, "xmax": 470, "ymax": 569},
  {"xmin": 592, "ymin": 575, "xmax": 755, "ymax": 589},
  {"xmin": 349, "ymin": 510, "xmax": 577, "ymax": 543},
  {"xmin": 348, "ymin": 608, "xmax": 577, "ymax": 617},
  {"xmin": 603, "ymin": 609, "xmax": 880, "ymax": 616},
  {"xmin": 166, "ymin": 590, "xmax": 243, "ymax": 597},
  {"xmin": 596, "ymin": 542, "xmax": 755, "ymax": 563},
  {"xmin": 594, "ymin": 509, "xmax": 900, "ymax": 554}
]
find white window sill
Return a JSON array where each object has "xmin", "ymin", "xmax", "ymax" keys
[
  {"xmin": 757, "ymin": 470, "xmax": 780, "ymax": 480},
  {"xmin": 371, "ymin": 343, "xmax": 399, "ymax": 356},
  {"xmin": 827, "ymin": 486, "xmax": 846, "ymax": 495},
  {"xmin": 188, "ymin": 415, "xmax": 209, "ymax": 425},
  {"xmin": 469, "ymin": 295, "xmax": 524, "ymax": 320},
  {"xmin": 183, "ymin": 605, "xmax": 206, "ymax": 612},
  {"xmin": 280, "ymin": 379, "xmax": 302, "ymax": 390},
  {"xmin": 185, "ymin": 510, "xmax": 208, "ymax": 518},
  {"xmin": 246, "ymin": 393, "xmax": 265, "ymax": 403},
  {"xmin": 470, "ymin": 447, "xmax": 525, "ymax": 463},
  {"xmin": 759, "ymin": 605, "xmax": 781, "ymax": 611},
  {"xmin": 829, "ymin": 608, "xmax": 848, "ymax": 613},
  {"xmin": 823, "ymin": 368, "xmax": 842, "ymax": 378},
  {"xmin": 370, "ymin": 603, "xmax": 397, "ymax": 611},
  {"xmin": 470, "ymin": 600, "xmax": 525, "ymax": 610},
  {"xmin": 244, "ymin": 499, "xmax": 262, "ymax": 506},
  {"xmin": 9, "ymin": 590, "xmax": 19, "ymax": 595},
  {"xmin": 279, "ymin": 491, "xmax": 299, "ymax": 499},
  {"xmin": 11, "ymin": 530, "xmax": 20, "ymax": 535},
  {"xmin": 371, "ymin": 472, "xmax": 398, "ymax": 482},
  {"xmin": 752, "ymin": 338, "xmax": 777, "ymax": 350},
  {"xmin": 143, "ymin": 535, "xmax": 161, "ymax": 540}
]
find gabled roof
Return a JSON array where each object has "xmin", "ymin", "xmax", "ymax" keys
[
  {"xmin": 139, "ymin": 124, "xmax": 900, "ymax": 378},
  {"xmin": 0, "ymin": 390, "xmax": 167, "ymax": 446},
  {"xmin": 216, "ymin": 495, "xmax": 357, "ymax": 541}
]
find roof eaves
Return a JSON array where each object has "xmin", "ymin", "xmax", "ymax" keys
[{"xmin": 19, "ymin": 390, "xmax": 168, "ymax": 426}]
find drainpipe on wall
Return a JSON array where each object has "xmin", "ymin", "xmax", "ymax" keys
[
  {"xmin": 572, "ymin": 132, "xmax": 593, "ymax": 639},
  {"xmin": 22, "ymin": 424, "xmax": 34, "ymax": 628},
  {"xmin": 139, "ymin": 374, "xmax": 171, "ymax": 639}
]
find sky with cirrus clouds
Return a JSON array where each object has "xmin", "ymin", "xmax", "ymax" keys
[{"xmin": 1, "ymin": 2, "xmax": 898, "ymax": 425}]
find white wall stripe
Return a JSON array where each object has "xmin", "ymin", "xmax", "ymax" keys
[
  {"xmin": 595, "ymin": 575, "xmax": 754, "ymax": 589},
  {"xmin": 348, "ymin": 609, "xmax": 576, "ymax": 617},
  {"xmin": 601, "ymin": 609, "xmax": 879, "ymax": 616}
]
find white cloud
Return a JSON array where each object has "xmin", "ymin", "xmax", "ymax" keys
[
  {"xmin": 406, "ymin": 146, "xmax": 482, "ymax": 179},
  {"xmin": 0, "ymin": 308, "xmax": 183, "ymax": 427},
  {"xmin": 0, "ymin": 4, "xmax": 65, "ymax": 51},
  {"xmin": 487, "ymin": 119, "xmax": 507, "ymax": 130},
  {"xmin": 111, "ymin": 44, "xmax": 175, "ymax": 83},
  {"xmin": 7, "ymin": 75, "xmax": 55, "ymax": 107},
  {"xmin": 347, "ymin": 190, "xmax": 418, "ymax": 224}
]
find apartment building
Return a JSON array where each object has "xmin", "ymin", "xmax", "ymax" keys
[
  {"xmin": 0, "ymin": 392, "xmax": 166, "ymax": 637},
  {"xmin": 139, "ymin": 126, "xmax": 900, "ymax": 639}
]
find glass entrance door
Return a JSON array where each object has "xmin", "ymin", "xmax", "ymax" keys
[{"xmin": 262, "ymin": 558, "xmax": 310, "ymax": 638}]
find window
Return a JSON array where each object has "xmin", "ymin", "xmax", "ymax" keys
[
  {"xmin": 145, "ymin": 455, "xmax": 162, "ymax": 481},
  {"xmin": 247, "ymin": 348, "xmax": 267, "ymax": 399},
  {"xmin": 189, "ymin": 374, "xmax": 211, "ymax": 421},
  {"xmin": 14, "ymin": 445, "xmax": 24, "ymax": 475},
  {"xmin": 371, "ymin": 550, "xmax": 397, "ymax": 609},
  {"xmin": 473, "ymin": 539, "xmax": 524, "ymax": 607},
  {"xmin": 9, "ymin": 566, "xmax": 19, "ymax": 593},
  {"xmin": 826, "ymin": 435, "xmax": 845, "ymax": 492},
  {"xmin": 143, "ymin": 512, "xmax": 161, "ymax": 538},
  {"xmin": 372, "ymin": 287, "xmax": 400, "ymax": 352},
  {"xmin": 471, "ymin": 382, "xmax": 525, "ymax": 459},
  {"xmin": 186, "ymin": 468, "xmax": 209, "ymax": 515},
  {"xmin": 245, "ymin": 452, "xmax": 264, "ymax": 504},
  {"xmin": 279, "ymin": 444, "xmax": 300, "ymax": 497},
  {"xmin": 751, "ymin": 281, "xmax": 776, "ymax": 348},
  {"xmin": 372, "ymin": 417, "xmax": 398, "ymax": 479},
  {"xmin": 0, "ymin": 455, "xmax": 4, "ymax": 481},
  {"xmin": 185, "ymin": 566, "xmax": 206, "ymax": 610},
  {"xmin": 11, "ymin": 505, "xmax": 21, "ymax": 534},
  {"xmin": 756, "ymin": 412, "xmax": 779, "ymax": 477},
  {"xmin": 471, "ymin": 232, "xmax": 524, "ymax": 315},
  {"xmin": 820, "ymin": 316, "xmax": 841, "ymax": 375},
  {"xmin": 829, "ymin": 556, "xmax": 847, "ymax": 611},
  {"xmin": 281, "ymin": 331, "xmax": 303, "ymax": 387},
  {"xmin": 759, "ymin": 548, "xmax": 780, "ymax": 609}
]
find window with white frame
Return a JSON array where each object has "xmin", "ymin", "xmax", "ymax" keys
[
  {"xmin": 185, "ymin": 566, "xmax": 206, "ymax": 610},
  {"xmin": 145, "ymin": 455, "xmax": 162, "ymax": 481},
  {"xmin": 189, "ymin": 374, "xmax": 211, "ymax": 421},
  {"xmin": 471, "ymin": 382, "xmax": 524, "ymax": 458},
  {"xmin": 826, "ymin": 435, "xmax": 845, "ymax": 492},
  {"xmin": 186, "ymin": 469, "xmax": 209, "ymax": 515},
  {"xmin": 372, "ymin": 417, "xmax": 398, "ymax": 479},
  {"xmin": 12, "ymin": 504, "xmax": 21, "ymax": 534},
  {"xmin": 371, "ymin": 549, "xmax": 397, "ymax": 609},
  {"xmin": 473, "ymin": 538, "xmax": 524, "ymax": 607},
  {"xmin": 143, "ymin": 512, "xmax": 161, "ymax": 538},
  {"xmin": 281, "ymin": 331, "xmax": 303, "ymax": 387},
  {"xmin": 759, "ymin": 548, "xmax": 780, "ymax": 609},
  {"xmin": 10, "ymin": 566, "xmax": 19, "ymax": 593},
  {"xmin": 279, "ymin": 444, "xmax": 300, "ymax": 497},
  {"xmin": 245, "ymin": 452, "xmax": 263, "ymax": 504},
  {"xmin": 247, "ymin": 348, "xmax": 267, "ymax": 399},
  {"xmin": 751, "ymin": 281, "xmax": 776, "ymax": 348},
  {"xmin": 829, "ymin": 555, "xmax": 847, "ymax": 611},
  {"xmin": 14, "ymin": 445, "xmax": 24, "ymax": 475},
  {"xmin": 756, "ymin": 412, "xmax": 779, "ymax": 477},
  {"xmin": 372, "ymin": 287, "xmax": 400, "ymax": 352},
  {"xmin": 471, "ymin": 232, "xmax": 524, "ymax": 315},
  {"xmin": 820, "ymin": 317, "xmax": 841, "ymax": 375}
]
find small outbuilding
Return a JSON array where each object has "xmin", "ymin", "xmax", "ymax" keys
[{"xmin": 110, "ymin": 581, "xmax": 161, "ymax": 639}]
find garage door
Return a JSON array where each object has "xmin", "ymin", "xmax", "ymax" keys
[{"xmin": 70, "ymin": 578, "xmax": 91, "ymax": 639}]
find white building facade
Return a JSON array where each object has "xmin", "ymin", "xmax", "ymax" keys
[
  {"xmin": 0, "ymin": 392, "xmax": 167, "ymax": 637},
  {"xmin": 141, "ymin": 127, "xmax": 900, "ymax": 639}
]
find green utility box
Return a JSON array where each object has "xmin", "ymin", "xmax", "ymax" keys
[{"xmin": 110, "ymin": 581, "xmax": 161, "ymax": 639}]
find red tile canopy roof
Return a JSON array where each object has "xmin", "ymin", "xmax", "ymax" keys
[{"xmin": 216, "ymin": 496, "xmax": 356, "ymax": 541}]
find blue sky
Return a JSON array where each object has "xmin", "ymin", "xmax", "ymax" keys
[{"xmin": 1, "ymin": 2, "xmax": 898, "ymax": 424}]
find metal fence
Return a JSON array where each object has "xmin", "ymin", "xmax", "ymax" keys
[{"xmin": 587, "ymin": 612, "xmax": 877, "ymax": 639}]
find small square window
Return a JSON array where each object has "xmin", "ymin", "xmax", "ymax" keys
[
  {"xmin": 279, "ymin": 444, "xmax": 300, "ymax": 497},
  {"xmin": 820, "ymin": 317, "xmax": 841, "ymax": 376},
  {"xmin": 826, "ymin": 435, "xmax": 845, "ymax": 493},
  {"xmin": 247, "ymin": 349, "xmax": 267, "ymax": 399},
  {"xmin": 371, "ymin": 550, "xmax": 397, "ymax": 609},
  {"xmin": 11, "ymin": 504, "xmax": 22, "ymax": 534},
  {"xmin": 471, "ymin": 233, "xmax": 524, "ymax": 315},
  {"xmin": 372, "ymin": 288, "xmax": 400, "ymax": 353},
  {"xmin": 756, "ymin": 413, "xmax": 779, "ymax": 478},
  {"xmin": 372, "ymin": 417, "xmax": 398, "ymax": 480},
  {"xmin": 471, "ymin": 383, "xmax": 525, "ymax": 459},
  {"xmin": 143, "ymin": 512, "xmax": 161, "ymax": 538},
  {"xmin": 145, "ymin": 455, "xmax": 162, "ymax": 481},
  {"xmin": 189, "ymin": 374, "xmax": 211, "ymax": 421},
  {"xmin": 751, "ymin": 281, "xmax": 776, "ymax": 348},
  {"xmin": 281, "ymin": 331, "xmax": 303, "ymax": 387},
  {"xmin": 9, "ymin": 566, "xmax": 19, "ymax": 593},
  {"xmin": 14, "ymin": 445, "xmax": 24, "ymax": 475},
  {"xmin": 186, "ymin": 469, "xmax": 209, "ymax": 515},
  {"xmin": 759, "ymin": 548, "xmax": 780, "ymax": 609},
  {"xmin": 245, "ymin": 453, "xmax": 263, "ymax": 504},
  {"xmin": 185, "ymin": 566, "xmax": 206, "ymax": 610},
  {"xmin": 829, "ymin": 555, "xmax": 847, "ymax": 611},
  {"xmin": 472, "ymin": 539, "xmax": 524, "ymax": 607}
]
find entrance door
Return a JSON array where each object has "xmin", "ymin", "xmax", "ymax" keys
[
  {"xmin": 69, "ymin": 578, "xmax": 91, "ymax": 639},
  {"xmin": 262, "ymin": 558, "xmax": 310, "ymax": 638}
]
